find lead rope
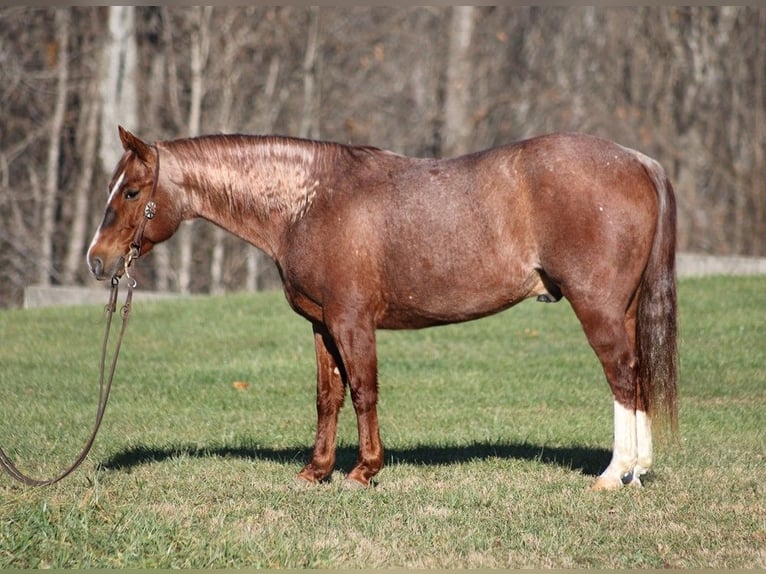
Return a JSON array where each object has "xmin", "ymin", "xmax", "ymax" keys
[
  {"xmin": 1, "ymin": 143, "xmax": 159, "ymax": 487},
  {"xmin": 0, "ymin": 266, "xmax": 136, "ymax": 486}
]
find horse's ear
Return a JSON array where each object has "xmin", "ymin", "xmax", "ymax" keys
[{"xmin": 118, "ymin": 126, "xmax": 153, "ymax": 164}]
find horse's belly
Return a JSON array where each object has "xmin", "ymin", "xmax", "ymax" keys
[{"xmin": 378, "ymin": 261, "xmax": 543, "ymax": 329}]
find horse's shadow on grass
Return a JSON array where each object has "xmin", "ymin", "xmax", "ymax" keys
[{"xmin": 99, "ymin": 440, "xmax": 611, "ymax": 478}]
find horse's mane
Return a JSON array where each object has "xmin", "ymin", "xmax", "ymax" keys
[{"xmin": 162, "ymin": 134, "xmax": 385, "ymax": 222}]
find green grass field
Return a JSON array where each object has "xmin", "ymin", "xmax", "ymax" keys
[{"xmin": 1, "ymin": 275, "xmax": 764, "ymax": 568}]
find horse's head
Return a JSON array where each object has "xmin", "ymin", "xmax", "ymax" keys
[{"xmin": 87, "ymin": 127, "xmax": 181, "ymax": 281}]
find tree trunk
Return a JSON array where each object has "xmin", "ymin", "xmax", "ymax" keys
[
  {"xmin": 299, "ymin": 6, "xmax": 321, "ymax": 139},
  {"xmin": 99, "ymin": 6, "xmax": 138, "ymax": 173},
  {"xmin": 161, "ymin": 7, "xmax": 185, "ymax": 131},
  {"xmin": 442, "ymin": 6, "xmax": 475, "ymax": 157},
  {"xmin": 752, "ymin": 10, "xmax": 766, "ymax": 254},
  {"xmin": 739, "ymin": 9, "xmax": 766, "ymax": 255},
  {"xmin": 62, "ymin": 85, "xmax": 100, "ymax": 284},
  {"xmin": 178, "ymin": 6, "xmax": 212, "ymax": 295},
  {"xmin": 39, "ymin": 8, "xmax": 70, "ymax": 286}
]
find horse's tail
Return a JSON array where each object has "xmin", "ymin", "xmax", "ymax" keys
[{"xmin": 635, "ymin": 153, "xmax": 679, "ymax": 438}]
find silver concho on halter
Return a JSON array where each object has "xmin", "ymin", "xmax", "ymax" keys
[{"xmin": 144, "ymin": 201, "xmax": 157, "ymax": 220}]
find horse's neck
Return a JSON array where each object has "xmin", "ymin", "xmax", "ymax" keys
[{"xmin": 165, "ymin": 136, "xmax": 327, "ymax": 259}]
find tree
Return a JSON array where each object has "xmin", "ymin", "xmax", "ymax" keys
[
  {"xmin": 38, "ymin": 8, "xmax": 69, "ymax": 286},
  {"xmin": 442, "ymin": 6, "xmax": 475, "ymax": 157},
  {"xmin": 99, "ymin": 6, "xmax": 138, "ymax": 174},
  {"xmin": 62, "ymin": 76, "xmax": 101, "ymax": 284},
  {"xmin": 299, "ymin": 7, "xmax": 321, "ymax": 140}
]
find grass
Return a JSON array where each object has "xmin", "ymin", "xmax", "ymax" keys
[{"xmin": 0, "ymin": 275, "xmax": 764, "ymax": 568}]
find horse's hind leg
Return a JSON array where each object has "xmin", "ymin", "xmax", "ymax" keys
[
  {"xmin": 568, "ymin": 296, "xmax": 642, "ymax": 490},
  {"xmin": 297, "ymin": 325, "xmax": 347, "ymax": 484},
  {"xmin": 607, "ymin": 298, "xmax": 653, "ymax": 486}
]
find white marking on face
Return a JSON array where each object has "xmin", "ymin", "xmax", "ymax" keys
[
  {"xmin": 107, "ymin": 169, "xmax": 126, "ymax": 205},
  {"xmin": 87, "ymin": 218, "xmax": 105, "ymax": 258},
  {"xmin": 88, "ymin": 168, "xmax": 126, "ymax": 259}
]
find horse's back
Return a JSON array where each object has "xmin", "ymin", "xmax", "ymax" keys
[{"xmin": 284, "ymin": 133, "xmax": 661, "ymax": 328}]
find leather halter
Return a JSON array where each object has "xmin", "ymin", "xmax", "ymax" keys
[{"xmin": 126, "ymin": 143, "xmax": 161, "ymax": 269}]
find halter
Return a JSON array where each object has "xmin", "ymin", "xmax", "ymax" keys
[{"xmin": 126, "ymin": 143, "xmax": 161, "ymax": 272}]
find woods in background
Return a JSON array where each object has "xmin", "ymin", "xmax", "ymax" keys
[{"xmin": 1, "ymin": 6, "xmax": 764, "ymax": 307}]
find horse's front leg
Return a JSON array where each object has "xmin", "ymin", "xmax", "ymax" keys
[
  {"xmin": 297, "ymin": 325, "xmax": 346, "ymax": 484},
  {"xmin": 326, "ymin": 315, "xmax": 383, "ymax": 488}
]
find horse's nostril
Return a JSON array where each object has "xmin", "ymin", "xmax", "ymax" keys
[{"xmin": 90, "ymin": 256, "xmax": 104, "ymax": 278}]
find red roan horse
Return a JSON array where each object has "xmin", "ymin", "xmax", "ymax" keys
[{"xmin": 88, "ymin": 127, "xmax": 678, "ymax": 491}]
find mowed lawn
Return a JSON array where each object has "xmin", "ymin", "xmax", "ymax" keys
[{"xmin": 0, "ymin": 275, "xmax": 764, "ymax": 568}]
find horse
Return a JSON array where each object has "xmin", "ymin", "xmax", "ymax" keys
[{"xmin": 87, "ymin": 127, "xmax": 678, "ymax": 491}]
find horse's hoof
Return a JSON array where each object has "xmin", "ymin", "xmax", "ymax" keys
[
  {"xmin": 590, "ymin": 476, "xmax": 623, "ymax": 491},
  {"xmin": 342, "ymin": 476, "xmax": 369, "ymax": 490},
  {"xmin": 625, "ymin": 475, "xmax": 643, "ymax": 487},
  {"xmin": 293, "ymin": 473, "xmax": 317, "ymax": 488}
]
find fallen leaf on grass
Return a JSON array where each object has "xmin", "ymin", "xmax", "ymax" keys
[{"xmin": 232, "ymin": 381, "xmax": 250, "ymax": 391}]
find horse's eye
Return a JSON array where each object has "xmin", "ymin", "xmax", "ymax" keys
[{"xmin": 124, "ymin": 188, "xmax": 140, "ymax": 201}]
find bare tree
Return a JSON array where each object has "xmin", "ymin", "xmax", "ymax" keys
[
  {"xmin": 442, "ymin": 6, "xmax": 475, "ymax": 157},
  {"xmin": 299, "ymin": 6, "xmax": 322, "ymax": 139},
  {"xmin": 62, "ymin": 82, "xmax": 101, "ymax": 284},
  {"xmin": 99, "ymin": 6, "xmax": 138, "ymax": 173},
  {"xmin": 38, "ymin": 8, "xmax": 70, "ymax": 286}
]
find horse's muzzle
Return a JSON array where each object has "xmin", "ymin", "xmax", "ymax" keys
[{"xmin": 88, "ymin": 255, "xmax": 124, "ymax": 281}]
